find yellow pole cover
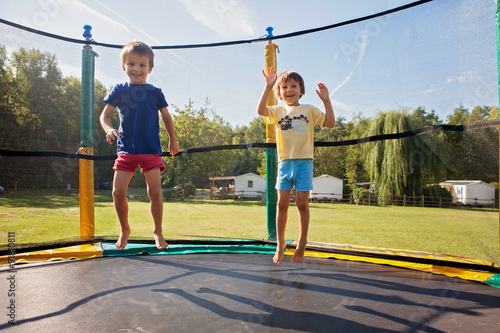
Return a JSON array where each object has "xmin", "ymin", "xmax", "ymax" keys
[
  {"xmin": 264, "ymin": 43, "xmax": 278, "ymax": 143},
  {"xmin": 79, "ymin": 147, "xmax": 95, "ymax": 240}
]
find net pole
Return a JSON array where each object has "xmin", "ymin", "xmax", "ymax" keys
[
  {"xmin": 79, "ymin": 25, "xmax": 96, "ymax": 240},
  {"xmin": 264, "ymin": 27, "xmax": 278, "ymax": 241},
  {"xmin": 496, "ymin": 0, "xmax": 500, "ymax": 260}
]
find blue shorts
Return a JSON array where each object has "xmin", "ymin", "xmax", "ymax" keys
[{"xmin": 276, "ymin": 159, "xmax": 313, "ymax": 191}]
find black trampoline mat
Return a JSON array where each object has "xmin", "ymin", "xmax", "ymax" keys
[{"xmin": 2, "ymin": 253, "xmax": 499, "ymax": 332}]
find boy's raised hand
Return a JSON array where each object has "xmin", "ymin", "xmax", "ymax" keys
[
  {"xmin": 315, "ymin": 82, "xmax": 330, "ymax": 102},
  {"xmin": 262, "ymin": 67, "xmax": 277, "ymax": 87}
]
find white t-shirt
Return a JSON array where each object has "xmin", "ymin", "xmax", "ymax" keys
[{"xmin": 265, "ymin": 104, "xmax": 326, "ymax": 161}]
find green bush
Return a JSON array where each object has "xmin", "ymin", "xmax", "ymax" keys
[
  {"xmin": 164, "ymin": 183, "xmax": 196, "ymax": 201},
  {"xmin": 163, "ymin": 188, "xmax": 176, "ymax": 201},
  {"xmin": 422, "ymin": 185, "xmax": 452, "ymax": 198},
  {"xmin": 184, "ymin": 183, "xmax": 196, "ymax": 196},
  {"xmin": 350, "ymin": 186, "xmax": 370, "ymax": 205}
]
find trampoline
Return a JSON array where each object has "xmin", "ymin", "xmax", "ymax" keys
[{"xmin": 1, "ymin": 240, "xmax": 500, "ymax": 332}]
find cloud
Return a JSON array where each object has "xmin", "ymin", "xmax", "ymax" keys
[
  {"xmin": 355, "ymin": 29, "xmax": 368, "ymax": 66},
  {"xmin": 327, "ymin": 29, "xmax": 366, "ymax": 110},
  {"xmin": 423, "ymin": 84, "xmax": 437, "ymax": 95},
  {"xmin": 179, "ymin": 0, "xmax": 255, "ymax": 38},
  {"xmin": 330, "ymin": 70, "xmax": 355, "ymax": 97},
  {"xmin": 72, "ymin": 0, "xmax": 133, "ymax": 35},
  {"xmin": 91, "ymin": 0, "xmax": 205, "ymax": 77},
  {"xmin": 331, "ymin": 99, "xmax": 355, "ymax": 112},
  {"xmin": 457, "ymin": 71, "xmax": 481, "ymax": 83},
  {"xmin": 91, "ymin": 0, "xmax": 157, "ymax": 42},
  {"xmin": 446, "ymin": 71, "xmax": 481, "ymax": 85},
  {"xmin": 328, "ymin": 70, "xmax": 356, "ymax": 112}
]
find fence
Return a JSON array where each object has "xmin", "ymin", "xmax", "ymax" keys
[
  {"xmin": 314, "ymin": 193, "xmax": 499, "ymax": 209},
  {"xmin": 210, "ymin": 186, "xmax": 265, "ymax": 200},
  {"xmin": 209, "ymin": 189, "xmax": 498, "ymax": 209}
]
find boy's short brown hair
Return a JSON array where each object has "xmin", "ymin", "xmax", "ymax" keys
[
  {"xmin": 274, "ymin": 70, "xmax": 305, "ymax": 100},
  {"xmin": 121, "ymin": 41, "xmax": 155, "ymax": 68}
]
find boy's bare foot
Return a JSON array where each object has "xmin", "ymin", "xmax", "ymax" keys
[
  {"xmin": 291, "ymin": 243, "xmax": 307, "ymax": 263},
  {"xmin": 115, "ymin": 228, "xmax": 131, "ymax": 250},
  {"xmin": 273, "ymin": 243, "xmax": 286, "ymax": 264},
  {"xmin": 154, "ymin": 233, "xmax": 169, "ymax": 250}
]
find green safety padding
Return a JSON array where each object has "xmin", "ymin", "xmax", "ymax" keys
[
  {"xmin": 484, "ymin": 274, "xmax": 500, "ymax": 288},
  {"xmin": 101, "ymin": 242, "xmax": 277, "ymax": 257}
]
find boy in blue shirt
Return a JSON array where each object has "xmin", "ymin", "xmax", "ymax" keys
[{"xmin": 100, "ymin": 41, "xmax": 179, "ymax": 250}]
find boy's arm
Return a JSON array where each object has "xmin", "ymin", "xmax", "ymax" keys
[
  {"xmin": 257, "ymin": 67, "xmax": 277, "ymax": 117},
  {"xmin": 99, "ymin": 103, "xmax": 119, "ymax": 144},
  {"xmin": 159, "ymin": 106, "xmax": 180, "ymax": 156},
  {"xmin": 316, "ymin": 83, "xmax": 335, "ymax": 129}
]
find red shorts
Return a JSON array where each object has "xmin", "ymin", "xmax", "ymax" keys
[{"xmin": 113, "ymin": 154, "xmax": 165, "ymax": 173}]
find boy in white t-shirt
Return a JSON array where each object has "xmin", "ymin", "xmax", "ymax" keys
[{"xmin": 257, "ymin": 68, "xmax": 335, "ymax": 264}]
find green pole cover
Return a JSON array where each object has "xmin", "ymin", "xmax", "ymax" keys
[{"xmin": 266, "ymin": 148, "xmax": 277, "ymax": 240}]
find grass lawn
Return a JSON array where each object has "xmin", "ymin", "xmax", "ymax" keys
[{"xmin": 1, "ymin": 190, "xmax": 499, "ymax": 264}]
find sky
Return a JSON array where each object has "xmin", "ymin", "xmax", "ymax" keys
[{"xmin": 0, "ymin": 0, "xmax": 497, "ymax": 127}]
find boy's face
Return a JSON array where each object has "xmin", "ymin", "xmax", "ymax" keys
[
  {"xmin": 122, "ymin": 52, "xmax": 152, "ymax": 84},
  {"xmin": 279, "ymin": 78, "xmax": 302, "ymax": 106}
]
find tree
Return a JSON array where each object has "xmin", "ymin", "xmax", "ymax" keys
[
  {"xmin": 226, "ymin": 118, "xmax": 266, "ymax": 177},
  {"xmin": 445, "ymin": 105, "xmax": 498, "ymax": 182},
  {"xmin": 161, "ymin": 100, "xmax": 234, "ymax": 188},
  {"xmin": 410, "ymin": 106, "xmax": 442, "ymax": 127},
  {"xmin": 232, "ymin": 117, "xmax": 266, "ymax": 177},
  {"xmin": 9, "ymin": 48, "xmax": 67, "ymax": 152},
  {"xmin": 0, "ymin": 45, "xmax": 111, "ymax": 190},
  {"xmin": 313, "ymin": 116, "xmax": 348, "ymax": 179},
  {"xmin": 0, "ymin": 45, "xmax": 16, "ymax": 150},
  {"xmin": 244, "ymin": 117, "xmax": 266, "ymax": 143},
  {"xmin": 364, "ymin": 109, "xmax": 445, "ymax": 201},
  {"xmin": 2, "ymin": 48, "xmax": 69, "ymax": 188},
  {"xmin": 344, "ymin": 113, "xmax": 371, "ymax": 186}
]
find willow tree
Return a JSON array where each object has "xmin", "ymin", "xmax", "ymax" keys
[{"xmin": 364, "ymin": 109, "xmax": 445, "ymax": 203}]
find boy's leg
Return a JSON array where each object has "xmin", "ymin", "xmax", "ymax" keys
[
  {"xmin": 113, "ymin": 169, "xmax": 135, "ymax": 250},
  {"xmin": 144, "ymin": 167, "xmax": 168, "ymax": 250},
  {"xmin": 292, "ymin": 190, "xmax": 310, "ymax": 263},
  {"xmin": 274, "ymin": 189, "xmax": 291, "ymax": 264}
]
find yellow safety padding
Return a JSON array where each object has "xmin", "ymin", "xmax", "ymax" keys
[
  {"xmin": 0, "ymin": 243, "xmax": 103, "ymax": 266},
  {"xmin": 284, "ymin": 241, "xmax": 496, "ymax": 283}
]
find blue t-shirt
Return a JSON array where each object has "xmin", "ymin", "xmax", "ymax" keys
[{"xmin": 103, "ymin": 83, "xmax": 168, "ymax": 155}]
